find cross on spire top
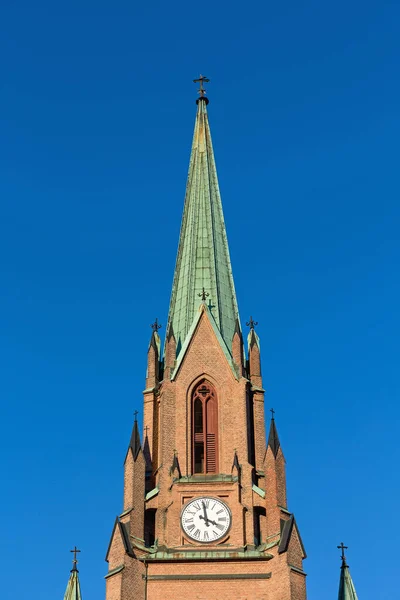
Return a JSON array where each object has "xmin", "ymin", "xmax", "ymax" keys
[
  {"xmin": 70, "ymin": 546, "xmax": 81, "ymax": 571},
  {"xmin": 337, "ymin": 542, "xmax": 348, "ymax": 564},
  {"xmin": 198, "ymin": 287, "xmax": 209, "ymax": 302},
  {"xmin": 151, "ymin": 318, "xmax": 162, "ymax": 332},
  {"xmin": 193, "ymin": 74, "xmax": 210, "ymax": 98},
  {"xmin": 246, "ymin": 316, "xmax": 258, "ymax": 330},
  {"xmin": 270, "ymin": 407, "xmax": 275, "ymax": 419}
]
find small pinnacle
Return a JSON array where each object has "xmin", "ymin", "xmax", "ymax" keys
[{"xmin": 268, "ymin": 413, "xmax": 280, "ymax": 457}]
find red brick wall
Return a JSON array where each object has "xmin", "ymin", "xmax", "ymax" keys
[{"xmin": 105, "ymin": 307, "xmax": 307, "ymax": 600}]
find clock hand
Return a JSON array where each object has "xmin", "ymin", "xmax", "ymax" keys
[
  {"xmin": 201, "ymin": 501, "xmax": 210, "ymax": 526},
  {"xmin": 207, "ymin": 518, "xmax": 219, "ymax": 527}
]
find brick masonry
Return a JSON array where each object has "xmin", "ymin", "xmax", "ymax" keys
[{"xmin": 105, "ymin": 306, "xmax": 307, "ymax": 599}]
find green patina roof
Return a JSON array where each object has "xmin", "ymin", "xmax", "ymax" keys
[
  {"xmin": 338, "ymin": 559, "xmax": 358, "ymax": 600},
  {"xmin": 166, "ymin": 97, "xmax": 240, "ymax": 355},
  {"xmin": 63, "ymin": 567, "xmax": 82, "ymax": 600}
]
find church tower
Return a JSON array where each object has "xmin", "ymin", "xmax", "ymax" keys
[{"xmin": 105, "ymin": 78, "xmax": 307, "ymax": 600}]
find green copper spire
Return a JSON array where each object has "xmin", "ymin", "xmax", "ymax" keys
[
  {"xmin": 166, "ymin": 82, "xmax": 240, "ymax": 354},
  {"xmin": 63, "ymin": 548, "xmax": 82, "ymax": 600},
  {"xmin": 337, "ymin": 543, "xmax": 358, "ymax": 600}
]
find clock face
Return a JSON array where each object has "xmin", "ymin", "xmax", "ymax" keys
[{"xmin": 181, "ymin": 496, "xmax": 231, "ymax": 543}]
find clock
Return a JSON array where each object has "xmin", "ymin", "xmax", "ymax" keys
[{"xmin": 181, "ymin": 496, "xmax": 231, "ymax": 543}]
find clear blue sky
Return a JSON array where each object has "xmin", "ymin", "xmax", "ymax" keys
[{"xmin": 1, "ymin": 0, "xmax": 399, "ymax": 598}]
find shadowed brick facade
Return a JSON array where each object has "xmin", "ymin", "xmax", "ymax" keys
[{"xmin": 105, "ymin": 85, "xmax": 307, "ymax": 600}]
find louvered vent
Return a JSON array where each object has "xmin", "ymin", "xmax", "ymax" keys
[{"xmin": 206, "ymin": 433, "xmax": 216, "ymax": 472}]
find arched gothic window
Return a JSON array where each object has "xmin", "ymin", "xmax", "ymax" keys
[{"xmin": 192, "ymin": 381, "xmax": 218, "ymax": 474}]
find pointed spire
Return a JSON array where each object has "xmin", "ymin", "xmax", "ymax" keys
[
  {"xmin": 128, "ymin": 411, "xmax": 141, "ymax": 460},
  {"xmin": 232, "ymin": 317, "xmax": 245, "ymax": 375},
  {"xmin": 146, "ymin": 322, "xmax": 161, "ymax": 388},
  {"xmin": 63, "ymin": 548, "xmax": 82, "ymax": 600},
  {"xmin": 268, "ymin": 408, "xmax": 281, "ymax": 457},
  {"xmin": 246, "ymin": 316, "xmax": 260, "ymax": 349},
  {"xmin": 166, "ymin": 78, "xmax": 240, "ymax": 354},
  {"xmin": 338, "ymin": 543, "xmax": 359, "ymax": 600},
  {"xmin": 149, "ymin": 319, "xmax": 161, "ymax": 354}
]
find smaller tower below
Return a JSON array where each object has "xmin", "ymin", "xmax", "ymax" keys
[
  {"xmin": 63, "ymin": 547, "xmax": 82, "ymax": 600},
  {"xmin": 337, "ymin": 543, "xmax": 359, "ymax": 600}
]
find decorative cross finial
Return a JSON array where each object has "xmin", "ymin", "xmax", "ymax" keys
[
  {"xmin": 198, "ymin": 287, "xmax": 209, "ymax": 302},
  {"xmin": 337, "ymin": 542, "xmax": 348, "ymax": 564},
  {"xmin": 134, "ymin": 410, "xmax": 138, "ymax": 421},
  {"xmin": 270, "ymin": 408, "xmax": 275, "ymax": 419},
  {"xmin": 246, "ymin": 316, "xmax": 258, "ymax": 329},
  {"xmin": 144, "ymin": 425, "xmax": 149, "ymax": 436},
  {"xmin": 70, "ymin": 546, "xmax": 81, "ymax": 571},
  {"xmin": 151, "ymin": 318, "xmax": 162, "ymax": 332},
  {"xmin": 193, "ymin": 74, "xmax": 210, "ymax": 97}
]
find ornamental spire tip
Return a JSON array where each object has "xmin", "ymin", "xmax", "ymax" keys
[
  {"xmin": 70, "ymin": 546, "xmax": 81, "ymax": 572},
  {"xmin": 337, "ymin": 542, "xmax": 349, "ymax": 567},
  {"xmin": 193, "ymin": 74, "xmax": 210, "ymax": 104}
]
